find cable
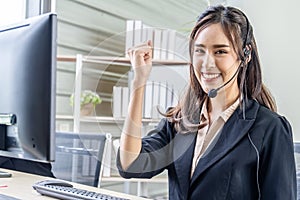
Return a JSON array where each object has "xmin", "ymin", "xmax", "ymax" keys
[{"xmin": 247, "ymin": 133, "xmax": 261, "ymax": 200}]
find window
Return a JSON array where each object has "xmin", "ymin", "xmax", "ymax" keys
[
  {"xmin": 0, "ymin": 0, "xmax": 26, "ymax": 26},
  {"xmin": 0, "ymin": 0, "xmax": 55, "ymax": 26}
]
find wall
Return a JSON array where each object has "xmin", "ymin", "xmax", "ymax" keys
[{"xmin": 228, "ymin": 0, "xmax": 300, "ymax": 141}]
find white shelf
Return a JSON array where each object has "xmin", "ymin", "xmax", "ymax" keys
[
  {"xmin": 57, "ymin": 55, "xmax": 189, "ymax": 66},
  {"xmin": 56, "ymin": 115, "xmax": 161, "ymax": 124}
]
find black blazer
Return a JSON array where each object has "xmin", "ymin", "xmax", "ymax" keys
[{"xmin": 117, "ymin": 99, "xmax": 297, "ymax": 200}]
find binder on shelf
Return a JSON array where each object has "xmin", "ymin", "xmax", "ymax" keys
[
  {"xmin": 133, "ymin": 20, "xmax": 142, "ymax": 45},
  {"xmin": 160, "ymin": 29, "xmax": 169, "ymax": 60},
  {"xmin": 121, "ymin": 87, "xmax": 129, "ymax": 118},
  {"xmin": 152, "ymin": 81, "xmax": 160, "ymax": 119},
  {"xmin": 167, "ymin": 29, "xmax": 176, "ymax": 60},
  {"xmin": 125, "ymin": 20, "xmax": 134, "ymax": 57},
  {"xmin": 166, "ymin": 83, "xmax": 175, "ymax": 109},
  {"xmin": 112, "ymin": 86, "xmax": 122, "ymax": 118},
  {"xmin": 141, "ymin": 24, "xmax": 153, "ymax": 42},
  {"xmin": 153, "ymin": 28, "xmax": 162, "ymax": 60},
  {"xmin": 143, "ymin": 81, "xmax": 153, "ymax": 119},
  {"xmin": 125, "ymin": 19, "xmax": 188, "ymax": 61},
  {"xmin": 140, "ymin": 81, "xmax": 176, "ymax": 119},
  {"xmin": 159, "ymin": 82, "xmax": 167, "ymax": 112}
]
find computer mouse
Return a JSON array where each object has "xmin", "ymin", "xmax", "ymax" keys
[{"xmin": 35, "ymin": 180, "xmax": 73, "ymax": 187}]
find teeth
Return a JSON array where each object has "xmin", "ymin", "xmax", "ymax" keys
[{"xmin": 202, "ymin": 73, "xmax": 220, "ymax": 79}]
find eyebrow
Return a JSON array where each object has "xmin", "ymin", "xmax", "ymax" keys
[{"xmin": 194, "ymin": 44, "xmax": 230, "ymax": 48}]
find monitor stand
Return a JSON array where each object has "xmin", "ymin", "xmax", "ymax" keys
[{"xmin": 0, "ymin": 114, "xmax": 17, "ymax": 150}]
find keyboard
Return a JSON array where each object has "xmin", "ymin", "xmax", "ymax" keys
[{"xmin": 33, "ymin": 180, "xmax": 130, "ymax": 200}]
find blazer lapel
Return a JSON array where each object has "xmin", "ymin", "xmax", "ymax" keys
[
  {"xmin": 173, "ymin": 131, "xmax": 197, "ymax": 198},
  {"xmin": 190, "ymin": 99, "xmax": 259, "ymax": 186}
]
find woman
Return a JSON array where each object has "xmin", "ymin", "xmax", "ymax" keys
[{"xmin": 117, "ymin": 5, "xmax": 296, "ymax": 200}]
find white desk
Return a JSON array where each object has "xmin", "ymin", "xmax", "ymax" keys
[{"xmin": 0, "ymin": 168, "xmax": 149, "ymax": 200}]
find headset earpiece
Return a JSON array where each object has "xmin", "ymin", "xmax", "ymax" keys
[
  {"xmin": 242, "ymin": 47, "xmax": 251, "ymax": 64},
  {"xmin": 243, "ymin": 47, "xmax": 251, "ymax": 57}
]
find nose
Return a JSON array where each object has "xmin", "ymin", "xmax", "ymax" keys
[{"xmin": 202, "ymin": 53, "xmax": 216, "ymax": 69}]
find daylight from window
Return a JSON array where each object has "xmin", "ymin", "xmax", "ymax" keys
[{"xmin": 0, "ymin": 0, "xmax": 25, "ymax": 26}]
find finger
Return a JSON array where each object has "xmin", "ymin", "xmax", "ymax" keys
[
  {"xmin": 147, "ymin": 40, "xmax": 152, "ymax": 47},
  {"xmin": 134, "ymin": 46, "xmax": 151, "ymax": 54},
  {"xmin": 127, "ymin": 41, "xmax": 152, "ymax": 58},
  {"xmin": 130, "ymin": 41, "xmax": 152, "ymax": 53}
]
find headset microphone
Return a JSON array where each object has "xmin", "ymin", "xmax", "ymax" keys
[
  {"xmin": 207, "ymin": 88, "xmax": 218, "ymax": 98},
  {"xmin": 207, "ymin": 65, "xmax": 241, "ymax": 98}
]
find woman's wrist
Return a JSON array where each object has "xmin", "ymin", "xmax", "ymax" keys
[{"xmin": 132, "ymin": 78, "xmax": 147, "ymax": 91}]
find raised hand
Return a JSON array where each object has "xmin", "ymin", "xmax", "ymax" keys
[{"xmin": 127, "ymin": 40, "xmax": 153, "ymax": 84}]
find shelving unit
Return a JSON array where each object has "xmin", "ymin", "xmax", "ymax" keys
[
  {"xmin": 55, "ymin": 54, "xmax": 188, "ymax": 197},
  {"xmin": 56, "ymin": 55, "xmax": 189, "ymax": 132},
  {"xmin": 57, "ymin": 55, "xmax": 189, "ymax": 66},
  {"xmin": 54, "ymin": 1, "xmax": 194, "ymax": 198},
  {"xmin": 56, "ymin": 115, "xmax": 161, "ymax": 124}
]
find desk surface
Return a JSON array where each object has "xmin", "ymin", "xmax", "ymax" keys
[{"xmin": 0, "ymin": 168, "xmax": 149, "ymax": 200}]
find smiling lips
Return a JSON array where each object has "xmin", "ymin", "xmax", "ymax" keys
[{"xmin": 201, "ymin": 73, "xmax": 221, "ymax": 81}]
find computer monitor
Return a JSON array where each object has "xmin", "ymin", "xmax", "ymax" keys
[{"xmin": 0, "ymin": 13, "xmax": 57, "ymax": 162}]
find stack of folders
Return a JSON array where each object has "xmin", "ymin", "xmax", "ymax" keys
[
  {"xmin": 125, "ymin": 20, "xmax": 189, "ymax": 61},
  {"xmin": 113, "ymin": 81, "xmax": 176, "ymax": 119}
]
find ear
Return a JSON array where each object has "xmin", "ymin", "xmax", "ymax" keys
[
  {"xmin": 245, "ymin": 52, "xmax": 251, "ymax": 64},
  {"xmin": 243, "ymin": 45, "xmax": 252, "ymax": 64}
]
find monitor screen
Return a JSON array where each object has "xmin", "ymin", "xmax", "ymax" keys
[{"xmin": 0, "ymin": 13, "xmax": 57, "ymax": 162}]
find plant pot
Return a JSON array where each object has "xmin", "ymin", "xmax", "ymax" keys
[{"xmin": 80, "ymin": 103, "xmax": 94, "ymax": 116}]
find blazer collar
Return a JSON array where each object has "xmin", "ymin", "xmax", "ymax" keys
[{"xmin": 189, "ymin": 99, "xmax": 260, "ymax": 186}]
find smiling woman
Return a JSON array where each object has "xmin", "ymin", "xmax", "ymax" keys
[{"xmin": 117, "ymin": 5, "xmax": 296, "ymax": 200}]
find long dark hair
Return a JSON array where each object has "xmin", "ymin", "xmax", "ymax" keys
[{"xmin": 164, "ymin": 5, "xmax": 276, "ymax": 132}]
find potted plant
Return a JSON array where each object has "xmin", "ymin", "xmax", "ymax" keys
[{"xmin": 70, "ymin": 90, "xmax": 102, "ymax": 116}]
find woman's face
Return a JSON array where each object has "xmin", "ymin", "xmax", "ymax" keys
[{"xmin": 192, "ymin": 23, "xmax": 240, "ymax": 96}]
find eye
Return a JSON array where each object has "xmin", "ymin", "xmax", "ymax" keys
[
  {"xmin": 215, "ymin": 50, "xmax": 228, "ymax": 54},
  {"xmin": 194, "ymin": 48, "xmax": 205, "ymax": 54}
]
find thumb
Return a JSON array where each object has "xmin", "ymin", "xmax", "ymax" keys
[{"xmin": 147, "ymin": 40, "xmax": 152, "ymax": 47}]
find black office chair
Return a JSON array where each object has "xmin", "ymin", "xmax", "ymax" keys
[{"xmin": 51, "ymin": 131, "xmax": 109, "ymax": 187}]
